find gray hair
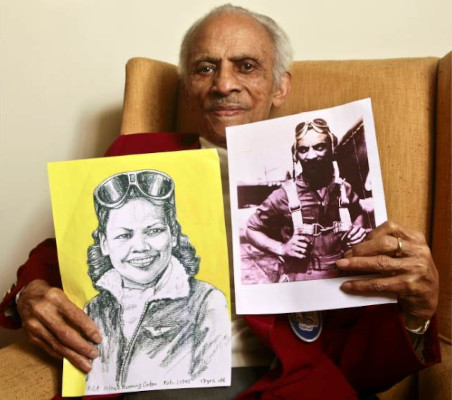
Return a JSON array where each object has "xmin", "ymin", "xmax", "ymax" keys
[{"xmin": 178, "ymin": 4, "xmax": 293, "ymax": 85}]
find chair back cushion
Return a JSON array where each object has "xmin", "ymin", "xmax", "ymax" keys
[{"xmin": 177, "ymin": 57, "xmax": 439, "ymax": 235}]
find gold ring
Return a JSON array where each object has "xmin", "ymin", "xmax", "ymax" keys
[{"xmin": 395, "ymin": 237, "xmax": 403, "ymax": 257}]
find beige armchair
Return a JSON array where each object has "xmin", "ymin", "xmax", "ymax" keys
[{"xmin": 1, "ymin": 54, "xmax": 450, "ymax": 400}]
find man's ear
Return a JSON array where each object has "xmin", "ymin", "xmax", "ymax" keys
[
  {"xmin": 99, "ymin": 233, "xmax": 109, "ymax": 256},
  {"xmin": 272, "ymin": 71, "xmax": 292, "ymax": 108}
]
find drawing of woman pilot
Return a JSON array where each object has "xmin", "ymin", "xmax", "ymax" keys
[{"xmin": 85, "ymin": 169, "xmax": 230, "ymax": 394}]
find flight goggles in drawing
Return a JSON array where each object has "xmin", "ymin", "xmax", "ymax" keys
[{"xmin": 94, "ymin": 170, "xmax": 174, "ymax": 209}]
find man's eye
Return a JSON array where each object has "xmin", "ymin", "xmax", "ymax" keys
[
  {"xmin": 240, "ymin": 63, "xmax": 255, "ymax": 72},
  {"xmin": 196, "ymin": 65, "xmax": 215, "ymax": 74},
  {"xmin": 314, "ymin": 144, "xmax": 327, "ymax": 151},
  {"xmin": 297, "ymin": 147, "xmax": 308, "ymax": 154}
]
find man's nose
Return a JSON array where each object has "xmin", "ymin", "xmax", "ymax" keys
[
  {"xmin": 306, "ymin": 147, "xmax": 317, "ymax": 160},
  {"xmin": 212, "ymin": 64, "xmax": 242, "ymax": 95}
]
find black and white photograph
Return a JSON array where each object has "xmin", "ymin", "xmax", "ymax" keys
[
  {"xmin": 227, "ymin": 99, "xmax": 392, "ymax": 314},
  {"xmin": 240, "ymin": 116, "xmax": 374, "ymax": 284}
]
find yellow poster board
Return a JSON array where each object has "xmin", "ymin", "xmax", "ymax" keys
[{"xmin": 48, "ymin": 149, "xmax": 230, "ymax": 396}]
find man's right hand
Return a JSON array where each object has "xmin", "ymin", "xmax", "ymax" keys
[
  {"xmin": 17, "ymin": 279, "xmax": 101, "ymax": 373},
  {"xmin": 280, "ymin": 234, "xmax": 311, "ymax": 258}
]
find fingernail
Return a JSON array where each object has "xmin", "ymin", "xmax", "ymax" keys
[
  {"xmin": 341, "ymin": 282, "xmax": 352, "ymax": 291},
  {"xmin": 336, "ymin": 259, "xmax": 350, "ymax": 268},
  {"xmin": 92, "ymin": 333, "xmax": 102, "ymax": 344},
  {"xmin": 81, "ymin": 359, "xmax": 92, "ymax": 372},
  {"xmin": 89, "ymin": 349, "xmax": 99, "ymax": 359}
]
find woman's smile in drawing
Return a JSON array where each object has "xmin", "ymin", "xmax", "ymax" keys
[{"xmin": 100, "ymin": 198, "xmax": 175, "ymax": 285}]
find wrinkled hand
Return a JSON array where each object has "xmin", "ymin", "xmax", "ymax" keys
[
  {"xmin": 281, "ymin": 234, "xmax": 311, "ymax": 259},
  {"xmin": 342, "ymin": 225, "xmax": 367, "ymax": 248},
  {"xmin": 17, "ymin": 279, "xmax": 102, "ymax": 373},
  {"xmin": 336, "ymin": 221, "xmax": 439, "ymax": 329}
]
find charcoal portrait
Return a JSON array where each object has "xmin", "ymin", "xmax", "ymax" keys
[{"xmin": 84, "ymin": 169, "xmax": 230, "ymax": 393}]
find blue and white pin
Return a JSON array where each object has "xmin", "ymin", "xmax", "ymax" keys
[{"xmin": 289, "ymin": 311, "xmax": 322, "ymax": 342}]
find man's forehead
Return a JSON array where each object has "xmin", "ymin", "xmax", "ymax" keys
[
  {"xmin": 296, "ymin": 130, "xmax": 330, "ymax": 146},
  {"xmin": 188, "ymin": 13, "xmax": 274, "ymax": 62}
]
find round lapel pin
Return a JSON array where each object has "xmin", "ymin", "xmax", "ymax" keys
[{"xmin": 289, "ymin": 311, "xmax": 322, "ymax": 342}]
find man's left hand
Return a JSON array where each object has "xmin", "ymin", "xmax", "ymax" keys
[{"xmin": 336, "ymin": 220, "xmax": 439, "ymax": 329}]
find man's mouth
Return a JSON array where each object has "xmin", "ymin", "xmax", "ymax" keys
[
  {"xmin": 303, "ymin": 159, "xmax": 325, "ymax": 169},
  {"xmin": 304, "ymin": 160, "xmax": 320, "ymax": 168},
  {"xmin": 209, "ymin": 106, "xmax": 245, "ymax": 117},
  {"xmin": 126, "ymin": 255, "xmax": 158, "ymax": 269}
]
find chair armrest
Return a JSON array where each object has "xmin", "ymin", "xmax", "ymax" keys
[
  {"xmin": 431, "ymin": 51, "xmax": 451, "ymax": 342},
  {"xmin": 0, "ymin": 339, "xmax": 60, "ymax": 400},
  {"xmin": 420, "ymin": 50, "xmax": 452, "ymax": 400}
]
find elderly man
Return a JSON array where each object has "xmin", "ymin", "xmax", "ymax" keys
[
  {"xmin": 247, "ymin": 118, "xmax": 367, "ymax": 281},
  {"xmin": 0, "ymin": 4, "xmax": 440, "ymax": 400}
]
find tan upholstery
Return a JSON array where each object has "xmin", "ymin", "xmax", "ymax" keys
[
  {"xmin": 0, "ymin": 339, "xmax": 60, "ymax": 399},
  {"xmin": 417, "ymin": 52, "xmax": 452, "ymax": 400},
  {"xmin": 431, "ymin": 53, "xmax": 452, "ymax": 348},
  {"xmin": 121, "ymin": 58, "xmax": 180, "ymax": 133},
  {"xmin": 1, "ymin": 54, "xmax": 450, "ymax": 399}
]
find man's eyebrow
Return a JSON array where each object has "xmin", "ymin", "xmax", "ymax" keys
[
  {"xmin": 191, "ymin": 55, "xmax": 263, "ymax": 65},
  {"xmin": 229, "ymin": 55, "xmax": 262, "ymax": 64},
  {"xmin": 191, "ymin": 56, "xmax": 220, "ymax": 65}
]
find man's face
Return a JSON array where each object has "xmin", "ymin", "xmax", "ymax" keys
[
  {"xmin": 295, "ymin": 130, "xmax": 333, "ymax": 174},
  {"xmin": 184, "ymin": 13, "xmax": 290, "ymax": 146},
  {"xmin": 100, "ymin": 198, "xmax": 175, "ymax": 286}
]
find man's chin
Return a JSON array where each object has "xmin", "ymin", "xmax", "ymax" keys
[
  {"xmin": 201, "ymin": 117, "xmax": 250, "ymax": 146},
  {"xmin": 201, "ymin": 125, "xmax": 228, "ymax": 147}
]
